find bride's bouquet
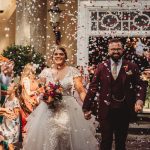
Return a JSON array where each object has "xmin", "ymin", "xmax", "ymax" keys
[{"xmin": 42, "ymin": 82, "xmax": 63, "ymax": 109}]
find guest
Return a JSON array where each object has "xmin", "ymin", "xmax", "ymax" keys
[
  {"xmin": 144, "ymin": 50, "xmax": 150, "ymax": 65},
  {"xmin": 0, "ymin": 60, "xmax": 14, "ymax": 124},
  {"xmin": 83, "ymin": 38, "xmax": 147, "ymax": 150},
  {"xmin": 0, "ymin": 83, "xmax": 20, "ymax": 150},
  {"xmin": 0, "ymin": 60, "xmax": 14, "ymax": 86},
  {"xmin": 19, "ymin": 63, "xmax": 40, "ymax": 133},
  {"xmin": 124, "ymin": 38, "xmax": 149, "ymax": 73},
  {"xmin": 76, "ymin": 65, "xmax": 90, "ymax": 87}
]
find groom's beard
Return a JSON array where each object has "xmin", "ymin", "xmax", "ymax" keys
[{"xmin": 110, "ymin": 54, "xmax": 124, "ymax": 63}]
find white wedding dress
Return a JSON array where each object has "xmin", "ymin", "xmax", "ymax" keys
[{"xmin": 23, "ymin": 66, "xmax": 99, "ymax": 150}]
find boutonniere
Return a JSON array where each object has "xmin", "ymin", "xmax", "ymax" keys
[
  {"xmin": 126, "ymin": 70, "xmax": 133, "ymax": 75},
  {"xmin": 123, "ymin": 65, "xmax": 133, "ymax": 75},
  {"xmin": 123, "ymin": 65, "xmax": 128, "ymax": 72}
]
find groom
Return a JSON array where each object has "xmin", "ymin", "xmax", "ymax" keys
[{"xmin": 82, "ymin": 38, "xmax": 147, "ymax": 150}]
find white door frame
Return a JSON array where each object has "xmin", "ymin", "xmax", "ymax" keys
[{"xmin": 77, "ymin": 0, "xmax": 150, "ymax": 69}]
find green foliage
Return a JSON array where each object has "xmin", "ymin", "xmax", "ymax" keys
[
  {"xmin": 146, "ymin": 81, "xmax": 150, "ymax": 101},
  {"xmin": 2, "ymin": 45, "xmax": 46, "ymax": 77},
  {"xmin": 144, "ymin": 81, "xmax": 150, "ymax": 108}
]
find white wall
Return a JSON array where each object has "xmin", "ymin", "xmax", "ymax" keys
[{"xmin": 77, "ymin": 0, "xmax": 150, "ymax": 70}]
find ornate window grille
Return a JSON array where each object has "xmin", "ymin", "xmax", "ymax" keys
[{"xmin": 90, "ymin": 9, "xmax": 150, "ymax": 32}]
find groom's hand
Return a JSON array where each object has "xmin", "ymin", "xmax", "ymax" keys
[{"xmin": 84, "ymin": 111, "xmax": 92, "ymax": 120}]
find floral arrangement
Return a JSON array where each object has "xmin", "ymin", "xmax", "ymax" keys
[
  {"xmin": 42, "ymin": 82, "xmax": 63, "ymax": 109},
  {"xmin": 2, "ymin": 45, "xmax": 46, "ymax": 76}
]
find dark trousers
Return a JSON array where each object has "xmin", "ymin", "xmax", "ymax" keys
[{"xmin": 100, "ymin": 108, "xmax": 130, "ymax": 150}]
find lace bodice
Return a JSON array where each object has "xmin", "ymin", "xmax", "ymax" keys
[
  {"xmin": 24, "ymin": 66, "xmax": 99, "ymax": 150},
  {"xmin": 39, "ymin": 66, "xmax": 81, "ymax": 96}
]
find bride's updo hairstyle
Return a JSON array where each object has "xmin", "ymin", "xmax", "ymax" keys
[{"xmin": 52, "ymin": 47, "xmax": 68, "ymax": 61}]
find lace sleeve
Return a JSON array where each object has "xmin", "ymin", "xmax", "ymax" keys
[
  {"xmin": 39, "ymin": 68, "xmax": 49, "ymax": 78},
  {"xmin": 71, "ymin": 67, "xmax": 81, "ymax": 78}
]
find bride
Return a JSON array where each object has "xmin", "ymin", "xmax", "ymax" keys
[{"xmin": 23, "ymin": 47, "xmax": 99, "ymax": 150}]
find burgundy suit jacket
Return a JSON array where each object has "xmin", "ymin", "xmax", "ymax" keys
[{"xmin": 83, "ymin": 59, "xmax": 147, "ymax": 121}]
